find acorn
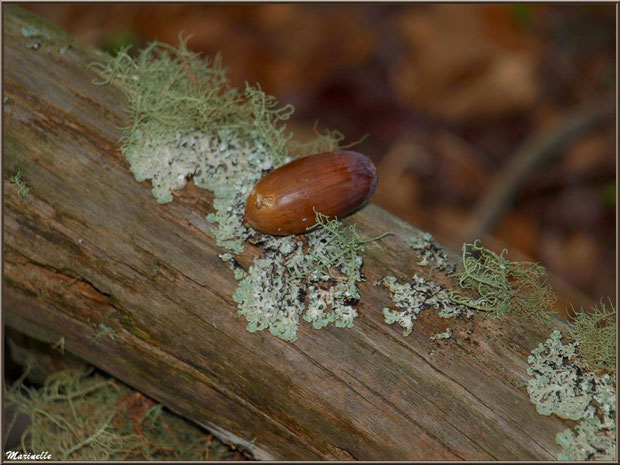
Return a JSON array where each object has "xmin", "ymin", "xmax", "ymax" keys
[{"xmin": 244, "ymin": 150, "xmax": 378, "ymax": 235}]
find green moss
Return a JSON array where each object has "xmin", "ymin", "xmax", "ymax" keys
[
  {"xmin": 569, "ymin": 299, "xmax": 616, "ymax": 378},
  {"xmin": 450, "ymin": 240, "xmax": 556, "ymax": 320}
]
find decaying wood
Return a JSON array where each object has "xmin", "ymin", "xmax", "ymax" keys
[{"xmin": 4, "ymin": 6, "xmax": 576, "ymax": 460}]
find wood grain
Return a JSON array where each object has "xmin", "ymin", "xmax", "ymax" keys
[{"xmin": 3, "ymin": 6, "xmax": 574, "ymax": 460}]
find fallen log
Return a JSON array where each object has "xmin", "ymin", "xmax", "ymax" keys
[{"xmin": 3, "ymin": 6, "xmax": 576, "ymax": 460}]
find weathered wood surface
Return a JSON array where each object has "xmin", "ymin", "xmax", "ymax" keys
[{"xmin": 4, "ymin": 6, "xmax": 576, "ymax": 460}]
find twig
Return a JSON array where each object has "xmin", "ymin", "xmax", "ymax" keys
[{"xmin": 462, "ymin": 99, "xmax": 615, "ymax": 242}]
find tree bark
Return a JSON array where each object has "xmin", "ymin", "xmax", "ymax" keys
[{"xmin": 3, "ymin": 6, "xmax": 575, "ymax": 460}]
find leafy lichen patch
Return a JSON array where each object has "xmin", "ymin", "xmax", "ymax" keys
[
  {"xmin": 234, "ymin": 212, "xmax": 378, "ymax": 341},
  {"xmin": 233, "ymin": 236, "xmax": 306, "ymax": 341},
  {"xmin": 375, "ymin": 274, "xmax": 466, "ymax": 337},
  {"xmin": 556, "ymin": 415, "xmax": 616, "ymax": 461},
  {"xmin": 450, "ymin": 240, "xmax": 556, "ymax": 320},
  {"xmin": 527, "ymin": 330, "xmax": 616, "ymax": 460},
  {"xmin": 430, "ymin": 327, "xmax": 452, "ymax": 341},
  {"xmin": 528, "ymin": 330, "xmax": 595, "ymax": 420},
  {"xmin": 408, "ymin": 231, "xmax": 455, "ymax": 274},
  {"xmin": 21, "ymin": 25, "xmax": 47, "ymax": 39}
]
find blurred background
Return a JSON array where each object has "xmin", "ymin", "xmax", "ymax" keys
[{"xmin": 25, "ymin": 3, "xmax": 616, "ymax": 314}]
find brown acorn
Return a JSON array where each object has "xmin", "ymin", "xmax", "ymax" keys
[{"xmin": 244, "ymin": 150, "xmax": 377, "ymax": 235}]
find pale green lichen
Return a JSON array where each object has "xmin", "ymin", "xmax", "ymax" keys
[
  {"xmin": 557, "ymin": 415, "xmax": 616, "ymax": 461},
  {"xmin": 91, "ymin": 40, "xmax": 295, "ymax": 253},
  {"xmin": 287, "ymin": 122, "xmax": 357, "ymax": 159},
  {"xmin": 234, "ymin": 212, "xmax": 380, "ymax": 341},
  {"xmin": 569, "ymin": 300, "xmax": 616, "ymax": 378},
  {"xmin": 91, "ymin": 40, "xmax": 378, "ymax": 342},
  {"xmin": 91, "ymin": 39, "xmax": 293, "ymax": 169},
  {"xmin": 408, "ymin": 231, "xmax": 455, "ymax": 274},
  {"xmin": 375, "ymin": 274, "xmax": 466, "ymax": 337},
  {"xmin": 233, "ymin": 236, "xmax": 306, "ymax": 341},
  {"xmin": 21, "ymin": 25, "xmax": 46, "ymax": 38},
  {"xmin": 430, "ymin": 327, "xmax": 452, "ymax": 341},
  {"xmin": 450, "ymin": 240, "xmax": 556, "ymax": 320},
  {"xmin": 51, "ymin": 336, "xmax": 65, "ymax": 354},
  {"xmin": 527, "ymin": 330, "xmax": 593, "ymax": 420},
  {"xmin": 9, "ymin": 168, "xmax": 31, "ymax": 199},
  {"xmin": 527, "ymin": 330, "xmax": 616, "ymax": 461},
  {"xmin": 90, "ymin": 324, "xmax": 115, "ymax": 344}
]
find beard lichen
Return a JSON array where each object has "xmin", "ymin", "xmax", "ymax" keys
[
  {"xmin": 526, "ymin": 330, "xmax": 616, "ymax": 460},
  {"xmin": 450, "ymin": 240, "xmax": 557, "ymax": 320},
  {"xmin": 90, "ymin": 38, "xmax": 294, "ymax": 172},
  {"xmin": 4, "ymin": 368, "xmax": 241, "ymax": 460},
  {"xmin": 91, "ymin": 39, "xmax": 381, "ymax": 342},
  {"xmin": 569, "ymin": 299, "xmax": 616, "ymax": 378}
]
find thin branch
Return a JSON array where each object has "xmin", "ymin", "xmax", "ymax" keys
[{"xmin": 462, "ymin": 99, "xmax": 615, "ymax": 242}]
